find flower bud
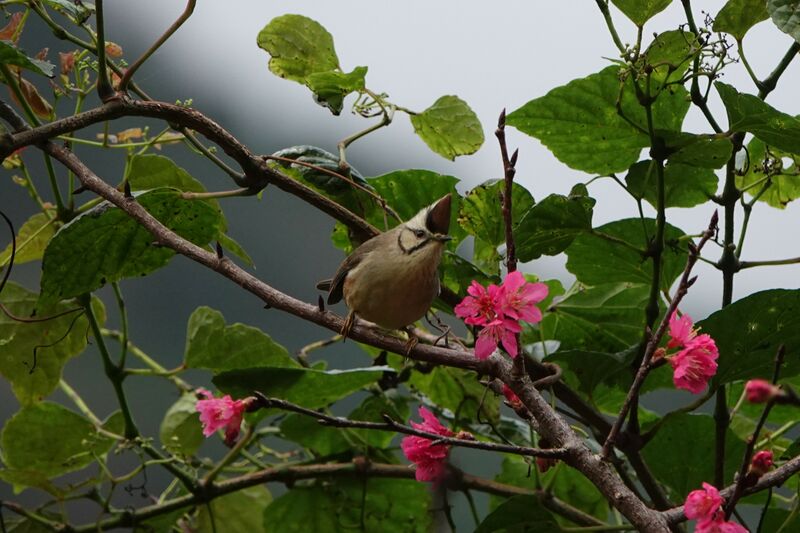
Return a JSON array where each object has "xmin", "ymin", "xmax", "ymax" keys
[
  {"xmin": 745, "ymin": 379, "xmax": 780, "ymax": 403},
  {"xmin": 748, "ymin": 450, "xmax": 774, "ymax": 479}
]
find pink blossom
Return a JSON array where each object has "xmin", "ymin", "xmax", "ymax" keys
[
  {"xmin": 401, "ymin": 407, "xmax": 454, "ymax": 483},
  {"xmin": 695, "ymin": 514, "xmax": 748, "ymax": 533},
  {"xmin": 499, "ymin": 271, "xmax": 548, "ymax": 324},
  {"xmin": 475, "ymin": 318, "xmax": 521, "ymax": 359},
  {"xmin": 684, "ymin": 482, "xmax": 723, "ymax": 520},
  {"xmin": 669, "ymin": 334, "xmax": 719, "ymax": 394},
  {"xmin": 668, "ymin": 311, "xmax": 696, "ymax": 348},
  {"xmin": 745, "ymin": 379, "xmax": 778, "ymax": 403},
  {"xmin": 749, "ymin": 450, "xmax": 774, "ymax": 477},
  {"xmin": 196, "ymin": 389, "xmax": 249, "ymax": 446},
  {"xmin": 454, "ymin": 280, "xmax": 503, "ymax": 326}
]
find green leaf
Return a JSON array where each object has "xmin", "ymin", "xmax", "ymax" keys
[
  {"xmin": 644, "ymin": 30, "xmax": 699, "ymax": 87},
  {"xmin": 458, "ymin": 180, "xmax": 534, "ymax": 246},
  {"xmin": 0, "ymin": 209, "xmax": 59, "ymax": 266},
  {"xmin": 546, "ymin": 348, "xmax": 636, "ymax": 400},
  {"xmin": 184, "ymin": 307, "xmax": 296, "ymax": 372},
  {"xmin": 736, "ymin": 136, "xmax": 800, "ymax": 208},
  {"xmin": 440, "ymin": 251, "xmax": 498, "ymax": 299},
  {"xmin": 0, "ymin": 282, "xmax": 104, "ymax": 405},
  {"xmin": 262, "ymin": 479, "xmax": 431, "ymax": 533},
  {"xmin": 159, "ymin": 393, "xmax": 203, "ymax": 456},
  {"xmin": 1, "ymin": 403, "xmax": 119, "ymax": 482},
  {"xmin": 714, "ymin": 0, "xmax": 770, "ymax": 40},
  {"xmin": 625, "ymin": 160, "xmax": 718, "ymax": 208},
  {"xmin": 38, "ymin": 189, "xmax": 224, "ymax": 309},
  {"xmin": 305, "ymin": 66, "xmax": 367, "ymax": 115},
  {"xmin": 642, "ymin": 414, "xmax": 745, "ymax": 498},
  {"xmin": 492, "ymin": 455, "xmax": 607, "ymax": 521},
  {"xmin": 367, "ymin": 169, "xmax": 466, "ymax": 245},
  {"xmin": 507, "ymin": 66, "xmax": 689, "ymax": 174},
  {"xmin": 566, "ymin": 218, "xmax": 686, "ymax": 289},
  {"xmin": 127, "ymin": 154, "xmax": 206, "ymax": 192},
  {"xmin": 768, "ymin": 0, "xmax": 800, "ymax": 42},
  {"xmin": 347, "ymin": 394, "xmax": 409, "ymax": 449},
  {"xmin": 716, "ymin": 82, "xmax": 800, "ymax": 154},
  {"xmin": 758, "ymin": 508, "xmax": 800, "ymax": 533},
  {"xmin": 540, "ymin": 282, "xmax": 650, "ymax": 352},
  {"xmin": 41, "ymin": 0, "xmax": 94, "ymax": 23},
  {"xmin": 514, "ymin": 191, "xmax": 595, "ymax": 262},
  {"xmin": 409, "ymin": 366, "xmax": 500, "ymax": 425},
  {"xmin": 611, "ymin": 0, "xmax": 673, "ymax": 25},
  {"xmin": 256, "ymin": 14, "xmax": 339, "ymax": 83},
  {"xmin": 271, "ymin": 145, "xmax": 370, "ymax": 193},
  {"xmin": 0, "ymin": 469, "xmax": 61, "ymax": 496},
  {"xmin": 197, "ymin": 485, "xmax": 271, "ymax": 533},
  {"xmin": 0, "ymin": 41, "xmax": 54, "ymax": 77},
  {"xmin": 213, "ymin": 366, "xmax": 388, "ymax": 408},
  {"xmin": 699, "ymin": 289, "xmax": 800, "ymax": 385},
  {"xmin": 409, "ymin": 95, "xmax": 484, "ymax": 160},
  {"xmin": 279, "ymin": 413, "xmax": 351, "ymax": 455},
  {"xmin": 128, "ymin": 155, "xmax": 253, "ymax": 265},
  {"xmin": 665, "ymin": 133, "xmax": 733, "ymax": 169},
  {"xmin": 476, "ymin": 495, "xmax": 559, "ymax": 533}
]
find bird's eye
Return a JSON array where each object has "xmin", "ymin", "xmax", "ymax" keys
[{"xmin": 413, "ymin": 229, "xmax": 425, "ymax": 238}]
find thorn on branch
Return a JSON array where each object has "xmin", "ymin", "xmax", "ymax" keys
[
  {"xmin": 72, "ymin": 185, "xmax": 88, "ymax": 195},
  {"xmin": 123, "ymin": 181, "xmax": 133, "ymax": 199},
  {"xmin": 317, "ymin": 295, "xmax": 325, "ymax": 312},
  {"xmin": 215, "ymin": 241, "xmax": 224, "ymax": 259},
  {"xmin": 510, "ymin": 148, "xmax": 519, "ymax": 167}
]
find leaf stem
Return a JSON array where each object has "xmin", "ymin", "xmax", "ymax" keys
[
  {"xmin": 594, "ymin": 0, "xmax": 626, "ymax": 54},
  {"xmin": 93, "ymin": 0, "xmax": 114, "ymax": 100}
]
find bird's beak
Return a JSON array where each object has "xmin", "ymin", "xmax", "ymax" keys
[
  {"xmin": 433, "ymin": 234, "xmax": 453, "ymax": 242},
  {"xmin": 426, "ymin": 193, "xmax": 452, "ymax": 235}
]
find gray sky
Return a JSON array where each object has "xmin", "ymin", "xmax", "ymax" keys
[{"xmin": 108, "ymin": 0, "xmax": 800, "ymax": 317}]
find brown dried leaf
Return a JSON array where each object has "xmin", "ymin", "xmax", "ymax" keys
[
  {"xmin": 0, "ymin": 13, "xmax": 24, "ymax": 43},
  {"xmin": 59, "ymin": 51, "xmax": 75, "ymax": 75},
  {"xmin": 116, "ymin": 128, "xmax": 143, "ymax": 142},
  {"xmin": 9, "ymin": 76, "xmax": 53, "ymax": 119}
]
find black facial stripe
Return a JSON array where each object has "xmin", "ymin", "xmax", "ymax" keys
[{"xmin": 398, "ymin": 229, "xmax": 431, "ymax": 255}]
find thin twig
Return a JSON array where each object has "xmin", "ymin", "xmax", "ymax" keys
[{"xmin": 601, "ymin": 210, "xmax": 718, "ymax": 459}]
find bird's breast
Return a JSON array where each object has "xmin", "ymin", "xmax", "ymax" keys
[{"xmin": 343, "ymin": 246, "xmax": 443, "ymax": 330}]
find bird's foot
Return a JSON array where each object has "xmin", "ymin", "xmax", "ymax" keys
[{"xmin": 340, "ymin": 311, "xmax": 356, "ymax": 341}]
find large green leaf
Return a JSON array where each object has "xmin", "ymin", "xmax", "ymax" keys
[
  {"xmin": 476, "ymin": 495, "xmax": 559, "ymax": 533},
  {"xmin": 197, "ymin": 486, "xmax": 271, "ymax": 533},
  {"xmin": 566, "ymin": 218, "xmax": 686, "ymax": 289},
  {"xmin": 262, "ymin": 479, "xmax": 431, "ymax": 533},
  {"xmin": 347, "ymin": 394, "xmax": 409, "ymax": 449},
  {"xmin": 184, "ymin": 307, "xmax": 296, "ymax": 372},
  {"xmin": 699, "ymin": 289, "xmax": 800, "ymax": 385},
  {"xmin": 213, "ymin": 366, "xmax": 388, "ymax": 408},
  {"xmin": 305, "ymin": 66, "xmax": 367, "ymax": 115},
  {"xmin": 127, "ymin": 154, "xmax": 206, "ymax": 192},
  {"xmin": 642, "ymin": 413, "xmax": 745, "ymax": 498},
  {"xmin": 1, "ymin": 403, "xmax": 120, "ymax": 483},
  {"xmin": 256, "ymin": 14, "xmax": 339, "ymax": 83},
  {"xmin": 38, "ymin": 189, "xmax": 223, "ymax": 309},
  {"xmin": 514, "ymin": 190, "xmax": 595, "ymax": 262},
  {"xmin": 0, "ymin": 40, "xmax": 54, "ymax": 77},
  {"xmin": 716, "ymin": 82, "xmax": 800, "ymax": 154},
  {"xmin": 540, "ymin": 282, "xmax": 650, "ymax": 353},
  {"xmin": 41, "ymin": 0, "xmax": 94, "ymax": 23},
  {"xmin": 507, "ymin": 66, "xmax": 689, "ymax": 174},
  {"xmin": 0, "ymin": 282, "xmax": 104, "ymax": 405},
  {"xmin": 768, "ymin": 0, "xmax": 800, "ymax": 42},
  {"xmin": 409, "ymin": 95, "xmax": 484, "ymax": 160},
  {"xmin": 271, "ymin": 145, "xmax": 369, "ymax": 193},
  {"xmin": 546, "ymin": 348, "xmax": 636, "ymax": 401},
  {"xmin": 665, "ymin": 133, "xmax": 733, "ymax": 169},
  {"xmin": 409, "ymin": 366, "xmax": 499, "ymax": 425},
  {"xmin": 159, "ymin": 393, "xmax": 204, "ymax": 456},
  {"xmin": 611, "ymin": 0, "xmax": 673, "ymax": 25},
  {"xmin": 367, "ymin": 169, "xmax": 466, "ymax": 245},
  {"xmin": 736, "ymin": 136, "xmax": 800, "ymax": 208},
  {"xmin": 714, "ymin": 0, "xmax": 770, "ymax": 40},
  {"xmin": 625, "ymin": 160, "xmax": 717, "ymax": 208},
  {"xmin": 458, "ymin": 179, "xmax": 534, "ymax": 246},
  {"xmin": 0, "ymin": 209, "xmax": 58, "ymax": 266}
]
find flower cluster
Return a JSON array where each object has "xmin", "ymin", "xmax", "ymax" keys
[
  {"xmin": 684, "ymin": 483, "xmax": 746, "ymax": 533},
  {"xmin": 400, "ymin": 407, "xmax": 454, "ymax": 482},
  {"xmin": 665, "ymin": 311, "xmax": 719, "ymax": 394},
  {"xmin": 455, "ymin": 271, "xmax": 548, "ymax": 359},
  {"xmin": 195, "ymin": 388, "xmax": 254, "ymax": 446}
]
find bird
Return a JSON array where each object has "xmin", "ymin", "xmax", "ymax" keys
[{"xmin": 317, "ymin": 194, "xmax": 453, "ymax": 342}]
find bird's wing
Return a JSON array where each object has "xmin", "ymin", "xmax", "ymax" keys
[{"xmin": 323, "ymin": 233, "xmax": 387, "ymax": 305}]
